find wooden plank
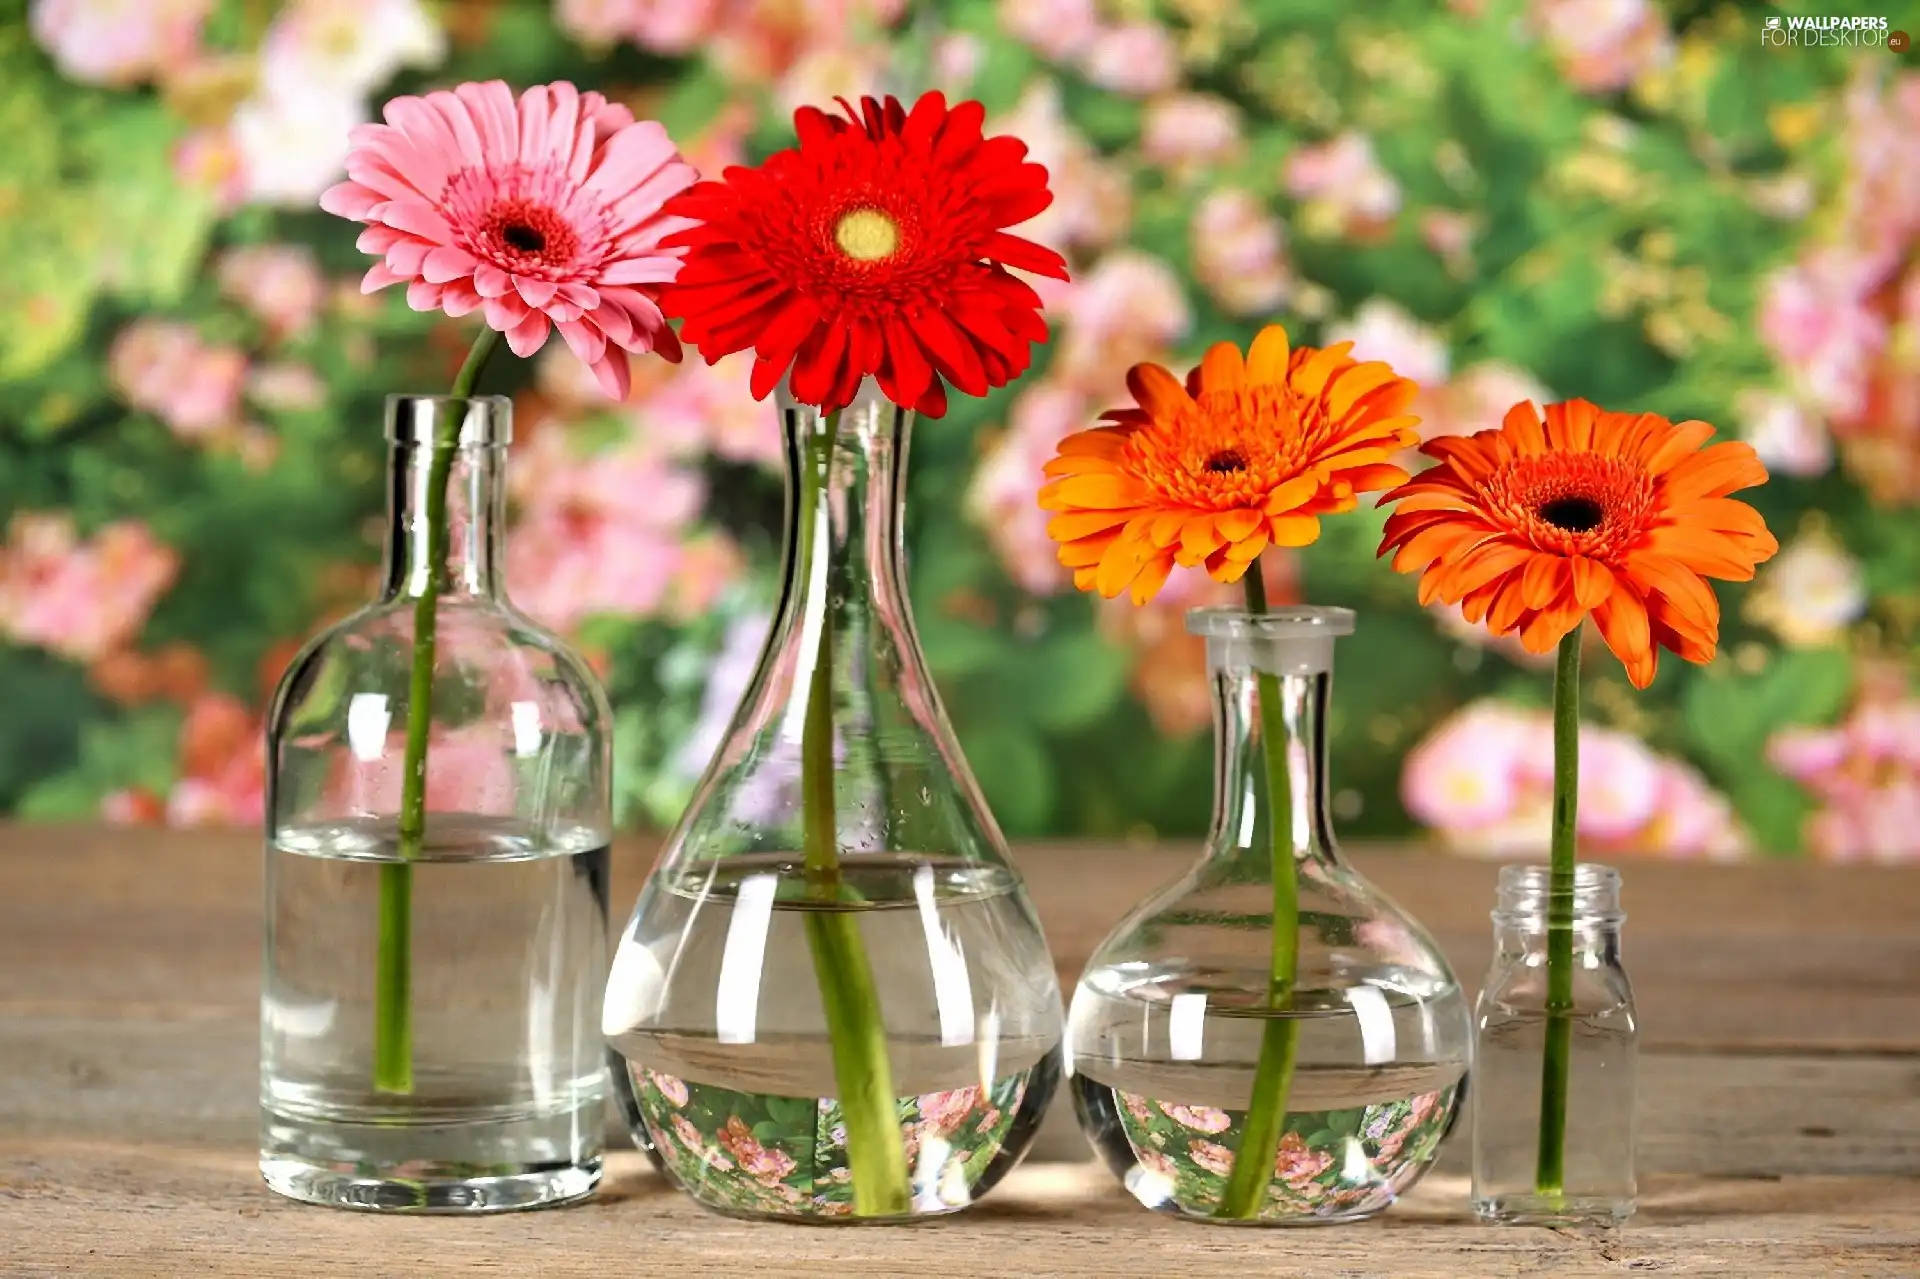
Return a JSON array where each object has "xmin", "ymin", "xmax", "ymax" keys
[
  {"xmin": 2, "ymin": 1145, "xmax": 1916, "ymax": 1278},
  {"xmin": 6, "ymin": 826, "xmax": 1919, "ymax": 1052},
  {"xmin": 7, "ymin": 1005, "xmax": 1916, "ymax": 1178}
]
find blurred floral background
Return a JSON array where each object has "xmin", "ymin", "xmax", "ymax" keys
[{"xmin": 1, "ymin": 0, "xmax": 1916, "ymax": 859}]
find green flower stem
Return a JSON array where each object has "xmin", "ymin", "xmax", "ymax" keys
[
  {"xmin": 1216, "ymin": 566, "xmax": 1300, "ymax": 1220},
  {"xmin": 1535, "ymin": 627, "xmax": 1582, "ymax": 1194},
  {"xmin": 373, "ymin": 327, "xmax": 502, "ymax": 1096},
  {"xmin": 796, "ymin": 420, "xmax": 911, "ymax": 1218}
]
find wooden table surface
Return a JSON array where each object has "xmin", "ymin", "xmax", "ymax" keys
[{"xmin": 3, "ymin": 826, "xmax": 1918, "ymax": 1277}]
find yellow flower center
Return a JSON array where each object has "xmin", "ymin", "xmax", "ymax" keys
[{"xmin": 833, "ymin": 208, "xmax": 899, "ymax": 262}]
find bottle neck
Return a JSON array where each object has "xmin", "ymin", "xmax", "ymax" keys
[
  {"xmin": 380, "ymin": 440, "xmax": 508, "ymax": 602},
  {"xmin": 1206, "ymin": 656, "xmax": 1340, "ymax": 876}
]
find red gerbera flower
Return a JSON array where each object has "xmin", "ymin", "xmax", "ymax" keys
[{"xmin": 661, "ymin": 91, "xmax": 1069, "ymax": 417}]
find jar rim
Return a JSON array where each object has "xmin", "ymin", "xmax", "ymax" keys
[
  {"xmin": 1185, "ymin": 606, "xmax": 1356, "ymax": 639},
  {"xmin": 386, "ymin": 394, "xmax": 513, "ymax": 446},
  {"xmin": 1493, "ymin": 862, "xmax": 1624, "ymax": 921}
]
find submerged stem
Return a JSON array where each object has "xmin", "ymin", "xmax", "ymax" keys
[
  {"xmin": 796, "ymin": 420, "xmax": 911, "ymax": 1217},
  {"xmin": 372, "ymin": 326, "xmax": 502, "ymax": 1095},
  {"xmin": 1216, "ymin": 566, "xmax": 1301, "ymax": 1220},
  {"xmin": 1535, "ymin": 628, "xmax": 1582, "ymax": 1194}
]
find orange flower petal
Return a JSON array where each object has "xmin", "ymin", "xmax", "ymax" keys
[
  {"xmin": 1568, "ymin": 555, "xmax": 1616, "ymax": 610},
  {"xmin": 1594, "ymin": 588, "xmax": 1656, "ymax": 689},
  {"xmin": 1246, "ymin": 325, "xmax": 1291, "ymax": 386},
  {"xmin": 1662, "ymin": 440, "xmax": 1769, "ymax": 502},
  {"xmin": 1501, "ymin": 401, "xmax": 1546, "ymax": 455},
  {"xmin": 1198, "ymin": 341, "xmax": 1246, "ymax": 391},
  {"xmin": 1290, "ymin": 341, "xmax": 1355, "ymax": 397},
  {"xmin": 1130, "ymin": 549, "xmax": 1176, "ymax": 605},
  {"xmin": 1046, "ymin": 510, "xmax": 1131, "ymax": 541},
  {"xmin": 1267, "ymin": 513, "xmax": 1321, "ymax": 547},
  {"xmin": 1126, "ymin": 362, "xmax": 1193, "ymax": 422},
  {"xmin": 1520, "ymin": 553, "xmax": 1567, "ymax": 610}
]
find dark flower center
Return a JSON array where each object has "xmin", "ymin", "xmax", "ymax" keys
[
  {"xmin": 1538, "ymin": 495, "xmax": 1605, "ymax": 532},
  {"xmin": 502, "ymin": 223, "xmax": 546, "ymax": 253},
  {"xmin": 1205, "ymin": 449, "xmax": 1248, "ymax": 474}
]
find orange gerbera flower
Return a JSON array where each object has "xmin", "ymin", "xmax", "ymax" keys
[
  {"xmin": 1039, "ymin": 325, "xmax": 1421, "ymax": 603},
  {"xmin": 1377, "ymin": 398, "xmax": 1779, "ymax": 688}
]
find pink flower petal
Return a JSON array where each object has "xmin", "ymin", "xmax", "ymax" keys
[
  {"xmin": 516, "ymin": 277, "xmax": 560, "ymax": 308},
  {"xmin": 473, "ymin": 264, "xmax": 512, "ymax": 297},
  {"xmin": 361, "ymin": 263, "xmax": 407, "ymax": 293},
  {"xmin": 504, "ymin": 309, "xmax": 551, "ymax": 358},
  {"xmin": 442, "ymin": 282, "xmax": 483, "ymax": 317},
  {"xmin": 422, "ymin": 246, "xmax": 478, "ymax": 284},
  {"xmin": 591, "ymin": 349, "xmax": 632, "ymax": 399}
]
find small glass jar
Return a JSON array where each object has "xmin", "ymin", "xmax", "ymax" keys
[
  {"xmin": 1472, "ymin": 863, "xmax": 1638, "ymax": 1226},
  {"xmin": 260, "ymin": 396, "xmax": 613, "ymax": 1212}
]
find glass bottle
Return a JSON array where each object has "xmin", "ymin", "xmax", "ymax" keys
[
  {"xmin": 261, "ymin": 395, "xmax": 613, "ymax": 1212},
  {"xmin": 1472, "ymin": 863, "xmax": 1637, "ymax": 1225},
  {"xmin": 603, "ymin": 379, "xmax": 1062, "ymax": 1222},
  {"xmin": 1069, "ymin": 607, "xmax": 1470, "ymax": 1224}
]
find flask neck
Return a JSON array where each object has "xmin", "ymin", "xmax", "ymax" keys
[
  {"xmin": 1193, "ymin": 611, "xmax": 1352, "ymax": 877},
  {"xmin": 379, "ymin": 396, "xmax": 511, "ymax": 603}
]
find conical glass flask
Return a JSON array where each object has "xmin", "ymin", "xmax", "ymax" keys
[
  {"xmin": 1068, "ymin": 606, "xmax": 1469, "ymax": 1223},
  {"xmin": 603, "ymin": 379, "xmax": 1063, "ymax": 1222}
]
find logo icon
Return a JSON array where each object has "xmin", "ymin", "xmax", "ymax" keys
[{"xmin": 1766, "ymin": 16, "xmax": 1781, "ymax": 29}]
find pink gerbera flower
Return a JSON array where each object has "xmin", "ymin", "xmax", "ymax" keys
[{"xmin": 321, "ymin": 80, "xmax": 698, "ymax": 398}]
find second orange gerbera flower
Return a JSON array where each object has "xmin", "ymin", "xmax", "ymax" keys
[
  {"xmin": 1039, "ymin": 325, "xmax": 1421, "ymax": 603},
  {"xmin": 1377, "ymin": 398, "xmax": 1779, "ymax": 687}
]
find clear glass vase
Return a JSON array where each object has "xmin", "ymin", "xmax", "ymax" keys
[
  {"xmin": 1472, "ymin": 863, "xmax": 1638, "ymax": 1226},
  {"xmin": 603, "ymin": 379, "xmax": 1063, "ymax": 1222},
  {"xmin": 261, "ymin": 395, "xmax": 613, "ymax": 1212},
  {"xmin": 1068, "ymin": 607, "xmax": 1470, "ymax": 1224}
]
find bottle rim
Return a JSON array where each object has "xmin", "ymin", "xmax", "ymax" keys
[
  {"xmin": 386, "ymin": 394, "xmax": 513, "ymax": 446},
  {"xmin": 1185, "ymin": 605, "xmax": 1356, "ymax": 639}
]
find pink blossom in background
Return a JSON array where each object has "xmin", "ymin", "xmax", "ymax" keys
[
  {"xmin": 1401, "ymin": 702, "xmax": 1533, "ymax": 832},
  {"xmin": 1190, "ymin": 189, "xmax": 1290, "ymax": 317},
  {"xmin": 167, "ymin": 693, "xmax": 265, "ymax": 827},
  {"xmin": 326, "ymin": 725, "xmax": 520, "ymax": 818},
  {"xmin": 245, "ymin": 362, "xmax": 327, "ymax": 413},
  {"xmin": 217, "ymin": 246, "xmax": 326, "ymax": 340},
  {"xmin": 635, "ymin": 354, "xmax": 784, "ymax": 467},
  {"xmin": 1141, "ymin": 94, "xmax": 1243, "ymax": 177},
  {"xmin": 29, "ymin": 0, "xmax": 210, "ymax": 88},
  {"xmin": 991, "ymin": 84, "xmax": 1132, "ymax": 257},
  {"xmin": 1745, "ymin": 531, "xmax": 1866, "ymax": 650},
  {"xmin": 1424, "ymin": 362, "xmax": 1554, "ymax": 444},
  {"xmin": 776, "ymin": 43, "xmax": 887, "ymax": 118},
  {"xmin": 1082, "ymin": 22, "xmax": 1180, "ymax": 97},
  {"xmin": 1404, "ymin": 700, "xmax": 1748, "ymax": 858},
  {"xmin": 0, "ymin": 514, "xmax": 178, "ymax": 664},
  {"xmin": 717, "ymin": 1116, "xmax": 797, "ymax": 1182},
  {"xmin": 101, "ymin": 788, "xmax": 166, "ymax": 825},
  {"xmin": 1838, "ymin": 70, "xmax": 1920, "ymax": 268},
  {"xmin": 666, "ymin": 533, "xmax": 745, "ymax": 621},
  {"xmin": 1759, "ymin": 249, "xmax": 1886, "ymax": 424},
  {"xmin": 968, "ymin": 381, "xmax": 1090, "ymax": 595},
  {"xmin": 931, "ymin": 33, "xmax": 984, "ymax": 96},
  {"xmin": 1274, "ymin": 1132, "xmax": 1333, "ymax": 1187},
  {"xmin": 1285, "ymin": 133, "xmax": 1401, "ymax": 236},
  {"xmin": 649, "ymin": 1071, "xmax": 690, "ymax": 1107},
  {"xmin": 1529, "ymin": 0, "xmax": 1673, "ymax": 93},
  {"xmin": 1186, "ymin": 1140, "xmax": 1235, "ymax": 1177},
  {"xmin": 1421, "ymin": 209, "xmax": 1476, "ymax": 270},
  {"xmin": 1324, "ymin": 299, "xmax": 1451, "ymax": 389},
  {"xmin": 997, "ymin": 0, "xmax": 1101, "ymax": 63},
  {"xmin": 232, "ymin": 82, "xmax": 365, "ymax": 207},
  {"xmin": 173, "ymin": 128, "xmax": 247, "ymax": 213},
  {"xmin": 108, "ymin": 321, "xmax": 247, "ymax": 442},
  {"xmin": 258, "ymin": 0, "xmax": 444, "ymax": 97},
  {"xmin": 1769, "ymin": 682, "xmax": 1920, "ymax": 862},
  {"xmin": 1051, "ymin": 251, "xmax": 1192, "ymax": 399},
  {"xmin": 1159, "ymin": 1103, "xmax": 1232, "ymax": 1134},
  {"xmin": 1735, "ymin": 390, "xmax": 1831, "ymax": 480},
  {"xmin": 507, "ymin": 427, "xmax": 706, "ymax": 633},
  {"xmin": 916, "ymin": 1087, "xmax": 983, "ymax": 1136}
]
